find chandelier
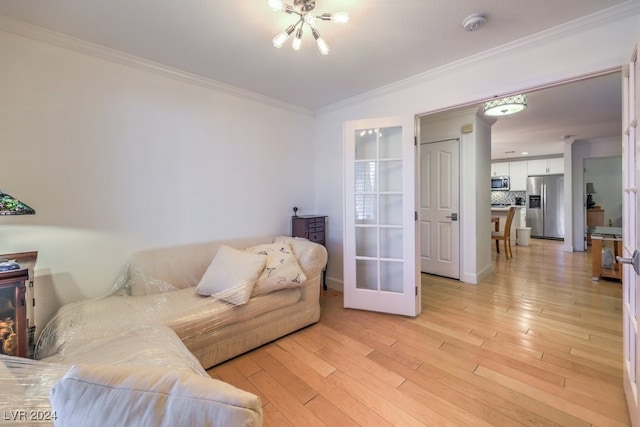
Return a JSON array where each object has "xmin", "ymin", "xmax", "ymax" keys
[
  {"xmin": 268, "ymin": 0, "xmax": 349, "ymax": 55},
  {"xmin": 483, "ymin": 94, "xmax": 528, "ymax": 116}
]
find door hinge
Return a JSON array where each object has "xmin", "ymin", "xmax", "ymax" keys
[
  {"xmin": 414, "ymin": 136, "xmax": 417, "ymax": 146},
  {"xmin": 415, "ymin": 287, "xmax": 418, "ymax": 296},
  {"xmin": 415, "ymin": 211, "xmax": 418, "ymax": 221}
]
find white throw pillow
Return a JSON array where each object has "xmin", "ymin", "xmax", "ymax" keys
[
  {"xmin": 196, "ymin": 245, "xmax": 266, "ymax": 305},
  {"xmin": 49, "ymin": 364, "xmax": 262, "ymax": 426},
  {"xmin": 246, "ymin": 242, "xmax": 307, "ymax": 295}
]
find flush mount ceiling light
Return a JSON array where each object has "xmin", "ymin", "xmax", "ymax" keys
[
  {"xmin": 269, "ymin": 0, "xmax": 349, "ymax": 55},
  {"xmin": 483, "ymin": 94, "xmax": 528, "ymax": 116}
]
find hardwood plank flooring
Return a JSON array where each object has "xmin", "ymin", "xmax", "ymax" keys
[{"xmin": 208, "ymin": 239, "xmax": 630, "ymax": 426}]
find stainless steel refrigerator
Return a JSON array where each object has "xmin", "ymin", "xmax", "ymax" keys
[{"xmin": 526, "ymin": 175, "xmax": 564, "ymax": 239}]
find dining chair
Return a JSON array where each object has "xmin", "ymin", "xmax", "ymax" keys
[{"xmin": 492, "ymin": 207, "xmax": 517, "ymax": 259}]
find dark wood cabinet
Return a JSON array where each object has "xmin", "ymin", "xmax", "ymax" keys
[
  {"xmin": 0, "ymin": 269, "xmax": 29, "ymax": 357},
  {"xmin": 292, "ymin": 215, "xmax": 327, "ymax": 289},
  {"xmin": 292, "ymin": 215, "xmax": 326, "ymax": 245},
  {"xmin": 0, "ymin": 252, "xmax": 37, "ymax": 358}
]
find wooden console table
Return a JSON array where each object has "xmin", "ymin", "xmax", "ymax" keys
[{"xmin": 589, "ymin": 227, "xmax": 622, "ymax": 281}]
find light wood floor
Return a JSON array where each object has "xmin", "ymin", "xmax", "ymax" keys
[{"xmin": 208, "ymin": 239, "xmax": 629, "ymax": 426}]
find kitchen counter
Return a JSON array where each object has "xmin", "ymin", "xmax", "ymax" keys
[{"xmin": 490, "ymin": 205, "xmax": 525, "ymax": 212}]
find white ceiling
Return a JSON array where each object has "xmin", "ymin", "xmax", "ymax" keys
[
  {"xmin": 487, "ymin": 71, "xmax": 622, "ymax": 160},
  {"xmin": 0, "ymin": 0, "xmax": 635, "ymax": 158}
]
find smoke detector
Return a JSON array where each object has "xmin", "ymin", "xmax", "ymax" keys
[{"xmin": 463, "ymin": 13, "xmax": 487, "ymax": 32}]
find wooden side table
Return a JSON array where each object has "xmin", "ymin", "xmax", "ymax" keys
[
  {"xmin": 292, "ymin": 215, "xmax": 326, "ymax": 245},
  {"xmin": 590, "ymin": 228, "xmax": 622, "ymax": 281},
  {"xmin": 292, "ymin": 215, "xmax": 327, "ymax": 289}
]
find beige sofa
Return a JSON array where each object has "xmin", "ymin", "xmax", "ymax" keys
[{"xmin": 0, "ymin": 236, "xmax": 327, "ymax": 426}]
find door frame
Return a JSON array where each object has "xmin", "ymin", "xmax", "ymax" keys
[{"xmin": 622, "ymin": 45, "xmax": 639, "ymax": 427}]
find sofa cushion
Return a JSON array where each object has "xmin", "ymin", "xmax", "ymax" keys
[
  {"xmin": 41, "ymin": 325, "xmax": 208, "ymax": 377},
  {"xmin": 246, "ymin": 241, "xmax": 307, "ymax": 295},
  {"xmin": 36, "ymin": 285, "xmax": 303, "ymax": 361},
  {"xmin": 170, "ymin": 287, "xmax": 302, "ymax": 342},
  {"xmin": 196, "ymin": 245, "xmax": 266, "ymax": 305},
  {"xmin": 49, "ymin": 363, "xmax": 262, "ymax": 427}
]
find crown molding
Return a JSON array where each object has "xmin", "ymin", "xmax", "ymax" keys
[
  {"xmin": 0, "ymin": 14, "xmax": 313, "ymax": 117},
  {"xmin": 317, "ymin": 0, "xmax": 640, "ymax": 115}
]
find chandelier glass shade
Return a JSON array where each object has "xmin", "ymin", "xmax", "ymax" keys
[
  {"xmin": 269, "ymin": 0, "xmax": 349, "ymax": 55},
  {"xmin": 483, "ymin": 94, "xmax": 528, "ymax": 116}
]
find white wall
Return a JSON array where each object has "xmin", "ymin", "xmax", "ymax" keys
[
  {"xmin": 572, "ymin": 138, "xmax": 623, "ymax": 251},
  {"xmin": 472, "ymin": 115, "xmax": 493, "ymax": 280},
  {"xmin": 586, "ymin": 156, "xmax": 623, "ymax": 226},
  {"xmin": 315, "ymin": 14, "xmax": 639, "ymax": 290},
  {"xmin": 0, "ymin": 30, "xmax": 316, "ymax": 332}
]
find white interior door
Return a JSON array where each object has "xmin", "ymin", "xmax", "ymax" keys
[
  {"xmin": 343, "ymin": 116, "xmax": 420, "ymax": 316},
  {"xmin": 622, "ymin": 46, "xmax": 640, "ymax": 426},
  {"xmin": 419, "ymin": 139, "xmax": 460, "ymax": 279}
]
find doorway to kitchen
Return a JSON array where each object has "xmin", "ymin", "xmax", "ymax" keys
[{"xmin": 416, "ymin": 69, "xmax": 622, "ymax": 283}]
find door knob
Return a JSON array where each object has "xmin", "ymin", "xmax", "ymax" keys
[
  {"xmin": 616, "ymin": 250, "xmax": 640, "ymax": 276},
  {"xmin": 445, "ymin": 213, "xmax": 458, "ymax": 221}
]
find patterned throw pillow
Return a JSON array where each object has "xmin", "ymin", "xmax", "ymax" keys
[{"xmin": 245, "ymin": 242, "xmax": 307, "ymax": 295}]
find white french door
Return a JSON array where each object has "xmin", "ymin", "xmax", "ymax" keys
[
  {"xmin": 343, "ymin": 116, "xmax": 420, "ymax": 316},
  {"xmin": 622, "ymin": 45, "xmax": 640, "ymax": 426},
  {"xmin": 420, "ymin": 138, "xmax": 460, "ymax": 279}
]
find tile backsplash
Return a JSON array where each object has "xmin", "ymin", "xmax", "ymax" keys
[{"xmin": 491, "ymin": 191, "xmax": 527, "ymax": 206}]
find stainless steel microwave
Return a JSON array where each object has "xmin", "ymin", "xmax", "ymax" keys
[{"xmin": 491, "ymin": 176, "xmax": 510, "ymax": 191}]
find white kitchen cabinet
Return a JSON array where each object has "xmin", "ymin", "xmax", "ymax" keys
[
  {"xmin": 527, "ymin": 157, "xmax": 564, "ymax": 175},
  {"xmin": 509, "ymin": 160, "xmax": 528, "ymax": 191},
  {"xmin": 527, "ymin": 159, "xmax": 546, "ymax": 175},
  {"xmin": 546, "ymin": 157, "xmax": 564, "ymax": 174},
  {"xmin": 491, "ymin": 162, "xmax": 510, "ymax": 177}
]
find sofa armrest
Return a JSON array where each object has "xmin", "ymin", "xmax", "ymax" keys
[
  {"xmin": 273, "ymin": 236, "xmax": 327, "ymax": 304},
  {"xmin": 50, "ymin": 363, "xmax": 262, "ymax": 426},
  {"xmin": 273, "ymin": 237, "xmax": 327, "ymax": 279}
]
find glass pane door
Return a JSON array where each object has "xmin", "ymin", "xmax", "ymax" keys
[
  {"xmin": 344, "ymin": 116, "xmax": 419, "ymax": 316},
  {"xmin": 622, "ymin": 46, "xmax": 640, "ymax": 423}
]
